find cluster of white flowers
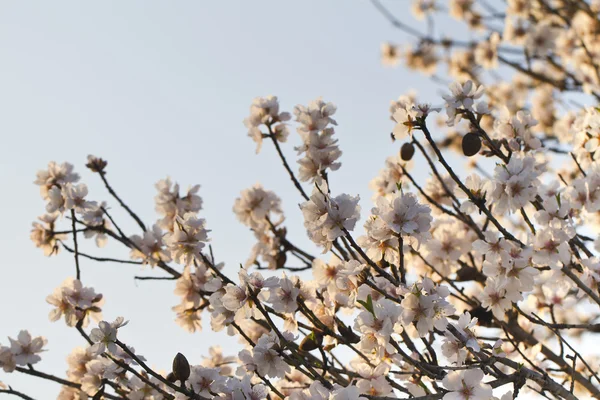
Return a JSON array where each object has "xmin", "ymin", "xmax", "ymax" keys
[
  {"xmin": 30, "ymin": 213, "xmax": 63, "ymax": 256},
  {"xmin": 369, "ymin": 153, "xmax": 411, "ymax": 200},
  {"xmin": 244, "ymin": 95, "xmax": 291, "ymax": 154},
  {"xmin": 163, "ymin": 213, "xmax": 210, "ymax": 266},
  {"xmin": 129, "ymin": 224, "xmax": 171, "ymax": 266},
  {"xmin": 300, "ymin": 180, "xmax": 361, "ymax": 251},
  {"xmin": 293, "ymin": 98, "xmax": 341, "ymax": 182},
  {"xmin": 489, "ymin": 154, "xmax": 542, "ymax": 214},
  {"xmin": 19, "ymin": 4, "xmax": 600, "ymax": 395},
  {"xmin": 313, "ymin": 258, "xmax": 364, "ymax": 307},
  {"xmin": 471, "ymin": 232, "xmax": 535, "ymax": 318},
  {"xmin": 443, "ymin": 81, "xmax": 488, "ymax": 126},
  {"xmin": 24, "ymin": 80, "xmax": 600, "ymax": 399},
  {"xmin": 34, "ymin": 161, "xmax": 80, "ymax": 199},
  {"xmin": 154, "ymin": 177, "xmax": 203, "ymax": 231},
  {"xmin": 422, "ymin": 217, "xmax": 475, "ymax": 276},
  {"xmin": 400, "ymin": 278, "xmax": 455, "ymax": 337},
  {"xmin": 34, "ymin": 162, "xmax": 97, "ymax": 220},
  {"xmin": 493, "ymin": 109, "xmax": 541, "ymax": 151},
  {"xmin": 371, "ymin": 191, "xmax": 432, "ymax": 246},
  {"xmin": 572, "ymin": 107, "xmax": 600, "ymax": 169},
  {"xmin": 46, "ymin": 277, "xmax": 104, "ymax": 327},
  {"xmin": 233, "ymin": 184, "xmax": 287, "ymax": 269},
  {"xmin": 238, "ymin": 331, "xmax": 293, "ymax": 379},
  {"xmin": 172, "ymin": 260, "xmax": 223, "ymax": 333}
]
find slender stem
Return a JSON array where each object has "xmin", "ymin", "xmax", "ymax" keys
[
  {"xmin": 99, "ymin": 172, "xmax": 146, "ymax": 232},
  {"xmin": 115, "ymin": 340, "xmax": 207, "ymax": 400},
  {"xmin": 342, "ymin": 228, "xmax": 397, "ymax": 284},
  {"xmin": 447, "ymin": 325, "xmax": 578, "ymax": 400},
  {"xmin": 398, "ymin": 235, "xmax": 406, "ymax": 284},
  {"xmin": 134, "ymin": 276, "xmax": 178, "ymax": 281},
  {"xmin": 561, "ymin": 265, "xmax": 600, "ymax": 307},
  {"xmin": 14, "ymin": 367, "xmax": 122, "ymax": 400},
  {"xmin": 266, "ymin": 127, "xmax": 309, "ymax": 201},
  {"xmin": 70, "ymin": 209, "xmax": 81, "ymax": 280},
  {"xmin": 0, "ymin": 389, "xmax": 36, "ymax": 400},
  {"xmin": 420, "ymin": 123, "xmax": 523, "ymax": 246},
  {"xmin": 61, "ymin": 242, "xmax": 143, "ymax": 265}
]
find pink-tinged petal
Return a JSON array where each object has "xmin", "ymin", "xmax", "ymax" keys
[
  {"xmin": 48, "ymin": 309, "xmax": 62, "ymax": 322},
  {"xmin": 443, "ymin": 392, "xmax": 464, "ymax": 400},
  {"xmin": 442, "ymin": 371, "xmax": 463, "ymax": 391},
  {"xmin": 17, "ymin": 330, "xmax": 31, "ymax": 345},
  {"xmin": 463, "ymin": 368, "xmax": 484, "ymax": 386},
  {"xmin": 473, "ymin": 384, "xmax": 493, "ymax": 399},
  {"xmin": 29, "ymin": 337, "xmax": 45, "ymax": 352}
]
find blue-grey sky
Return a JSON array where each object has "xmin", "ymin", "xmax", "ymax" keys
[{"xmin": 0, "ymin": 1, "xmax": 442, "ymax": 397}]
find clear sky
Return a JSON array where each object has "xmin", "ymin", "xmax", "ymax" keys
[{"xmin": 0, "ymin": 1, "xmax": 444, "ymax": 397}]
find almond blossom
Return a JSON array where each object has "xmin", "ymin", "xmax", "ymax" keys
[{"xmin": 8, "ymin": 331, "xmax": 47, "ymax": 366}]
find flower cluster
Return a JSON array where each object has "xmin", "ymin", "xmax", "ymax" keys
[
  {"xmin": 293, "ymin": 98, "xmax": 341, "ymax": 182},
  {"xmin": 163, "ymin": 213, "xmax": 210, "ymax": 266},
  {"xmin": 300, "ymin": 180, "xmax": 361, "ymax": 252},
  {"xmin": 233, "ymin": 184, "xmax": 287, "ymax": 269},
  {"xmin": 46, "ymin": 277, "xmax": 104, "ymax": 327},
  {"xmin": 244, "ymin": 95, "xmax": 291, "ymax": 154},
  {"xmin": 155, "ymin": 177, "xmax": 203, "ymax": 232}
]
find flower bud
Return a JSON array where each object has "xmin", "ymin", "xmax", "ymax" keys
[
  {"xmin": 166, "ymin": 372, "xmax": 177, "ymax": 383},
  {"xmin": 86, "ymin": 155, "xmax": 107, "ymax": 173},
  {"xmin": 276, "ymin": 251, "xmax": 287, "ymax": 270},
  {"xmin": 299, "ymin": 332, "xmax": 323, "ymax": 352},
  {"xmin": 462, "ymin": 132, "xmax": 481, "ymax": 157},
  {"xmin": 400, "ymin": 142, "xmax": 415, "ymax": 161},
  {"xmin": 172, "ymin": 352, "xmax": 190, "ymax": 381}
]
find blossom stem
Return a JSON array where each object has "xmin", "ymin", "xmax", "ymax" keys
[
  {"xmin": 520, "ymin": 208, "xmax": 536, "ymax": 235},
  {"xmin": 342, "ymin": 228, "xmax": 397, "ymax": 284},
  {"xmin": 70, "ymin": 209, "xmax": 81, "ymax": 280},
  {"xmin": 61, "ymin": 242, "xmax": 143, "ymax": 265},
  {"xmin": 0, "ymin": 388, "xmax": 36, "ymax": 400},
  {"xmin": 266, "ymin": 126, "xmax": 309, "ymax": 201},
  {"xmin": 98, "ymin": 171, "xmax": 147, "ymax": 232},
  {"xmin": 115, "ymin": 339, "xmax": 208, "ymax": 400},
  {"xmin": 14, "ymin": 366, "xmax": 123, "ymax": 400},
  {"xmin": 398, "ymin": 235, "xmax": 406, "ymax": 284},
  {"xmin": 420, "ymin": 123, "xmax": 523, "ymax": 246},
  {"xmin": 447, "ymin": 325, "xmax": 579, "ymax": 400}
]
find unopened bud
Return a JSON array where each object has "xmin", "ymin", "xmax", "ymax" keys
[
  {"xmin": 400, "ymin": 142, "xmax": 415, "ymax": 161},
  {"xmin": 276, "ymin": 251, "xmax": 287, "ymax": 270},
  {"xmin": 462, "ymin": 132, "xmax": 481, "ymax": 157},
  {"xmin": 299, "ymin": 332, "xmax": 323, "ymax": 352},
  {"xmin": 86, "ymin": 155, "xmax": 107, "ymax": 173},
  {"xmin": 166, "ymin": 372, "xmax": 177, "ymax": 383},
  {"xmin": 172, "ymin": 352, "xmax": 190, "ymax": 381}
]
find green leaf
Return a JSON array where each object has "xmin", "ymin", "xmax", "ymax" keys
[{"xmin": 357, "ymin": 294, "xmax": 375, "ymax": 317}]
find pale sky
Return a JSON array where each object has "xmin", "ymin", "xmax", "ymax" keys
[{"xmin": 0, "ymin": 1, "xmax": 446, "ymax": 397}]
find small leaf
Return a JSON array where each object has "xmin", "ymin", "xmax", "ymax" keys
[{"xmin": 357, "ymin": 294, "xmax": 375, "ymax": 317}]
